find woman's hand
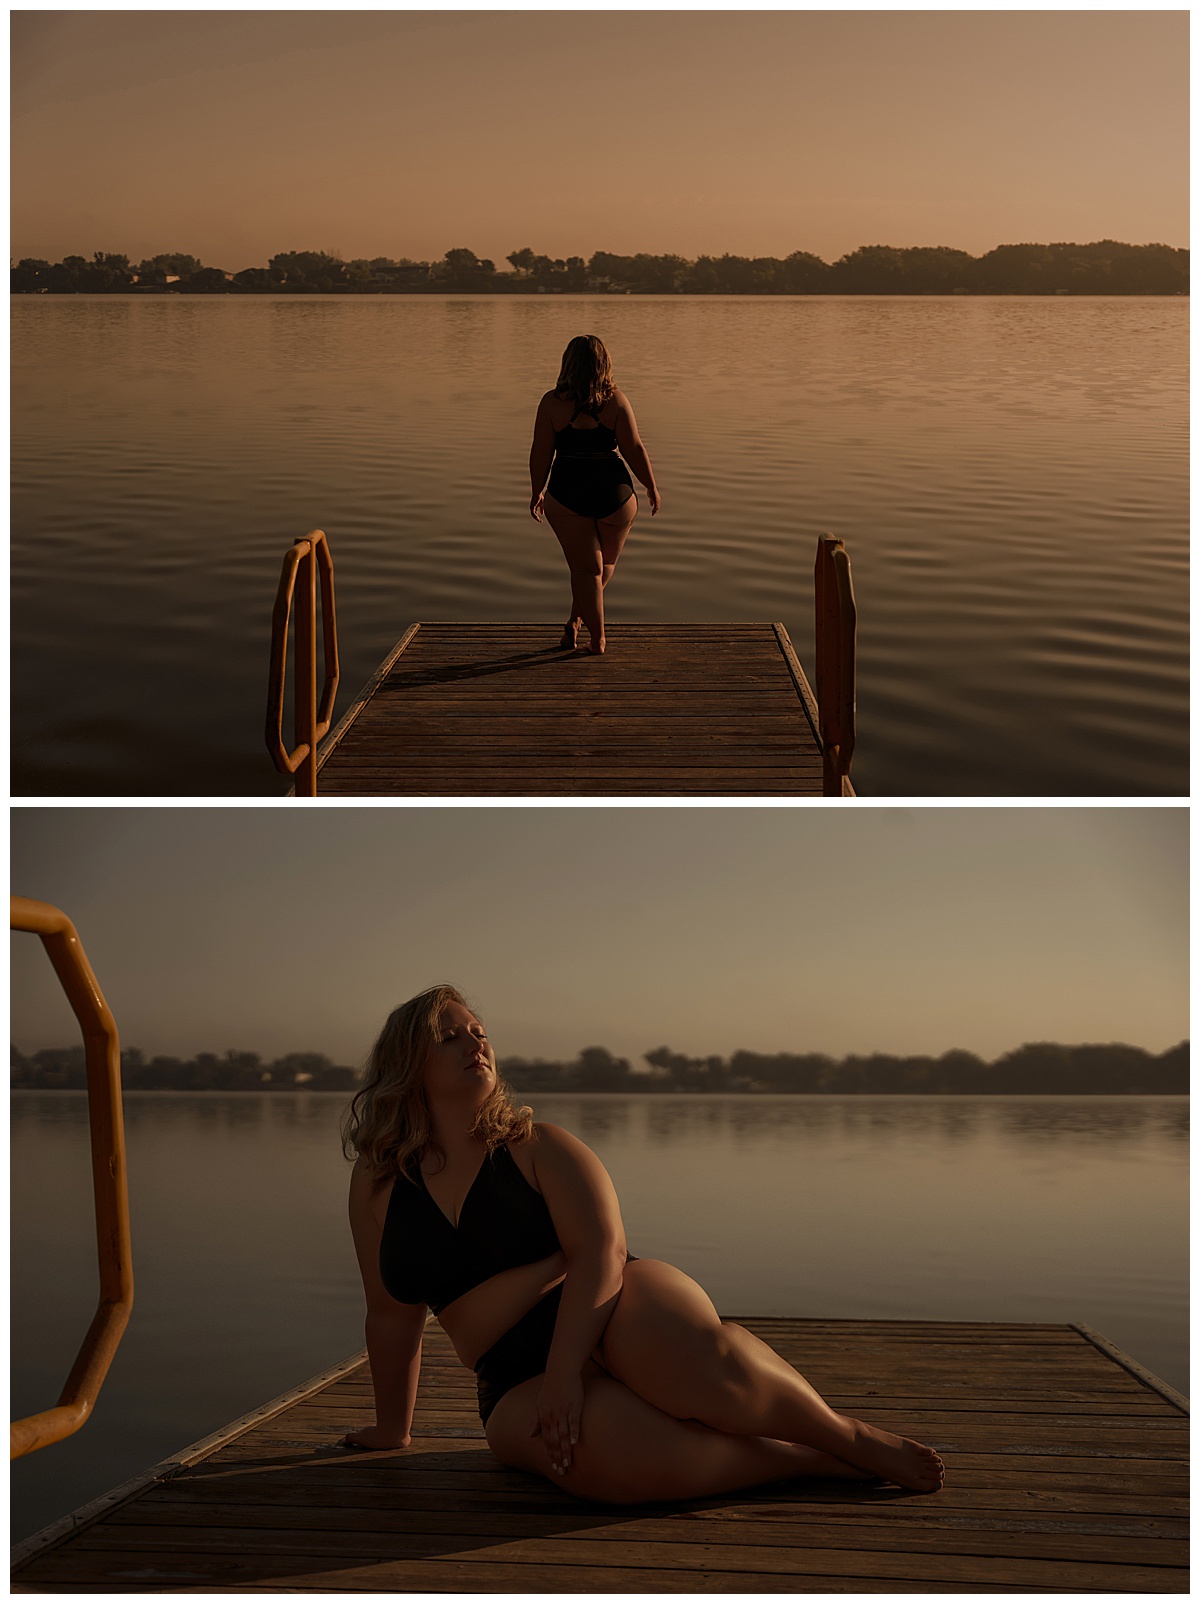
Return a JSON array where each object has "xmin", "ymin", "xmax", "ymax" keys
[
  {"xmin": 530, "ymin": 491, "xmax": 545, "ymax": 522},
  {"xmin": 646, "ymin": 485, "xmax": 661, "ymax": 516},
  {"xmin": 341, "ymin": 1423, "xmax": 411, "ymax": 1451},
  {"xmin": 530, "ymin": 1370, "xmax": 585, "ymax": 1475}
]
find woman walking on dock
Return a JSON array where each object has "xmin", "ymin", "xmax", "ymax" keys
[
  {"xmin": 342, "ymin": 986, "xmax": 944, "ymax": 1505},
  {"xmin": 529, "ymin": 335, "xmax": 660, "ymax": 656}
]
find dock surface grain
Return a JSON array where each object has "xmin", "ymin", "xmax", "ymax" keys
[
  {"xmin": 313, "ymin": 623, "xmax": 825, "ymax": 795},
  {"xmin": 12, "ymin": 1318, "xmax": 1187, "ymax": 1592}
]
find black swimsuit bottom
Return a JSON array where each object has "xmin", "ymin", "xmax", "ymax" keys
[
  {"xmin": 475, "ymin": 1254, "xmax": 640, "ymax": 1427},
  {"xmin": 475, "ymin": 1283, "xmax": 565, "ymax": 1426},
  {"xmin": 547, "ymin": 407, "xmax": 635, "ymax": 521}
]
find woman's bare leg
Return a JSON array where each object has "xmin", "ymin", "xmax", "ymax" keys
[
  {"xmin": 485, "ymin": 1365, "xmax": 869, "ymax": 1505},
  {"xmin": 544, "ymin": 493, "xmax": 637, "ymax": 654},
  {"xmin": 598, "ymin": 1260, "xmax": 943, "ymax": 1493},
  {"xmin": 596, "ymin": 494, "xmax": 637, "ymax": 605},
  {"xmin": 544, "ymin": 497, "xmax": 603, "ymax": 647}
]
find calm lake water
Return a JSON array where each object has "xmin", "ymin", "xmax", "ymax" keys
[
  {"xmin": 11, "ymin": 1090, "xmax": 1188, "ymax": 1543},
  {"xmin": 11, "ymin": 295, "xmax": 1188, "ymax": 797}
]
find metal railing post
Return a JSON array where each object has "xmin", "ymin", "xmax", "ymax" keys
[
  {"xmin": 295, "ymin": 541, "xmax": 318, "ymax": 798},
  {"xmin": 11, "ymin": 898, "xmax": 133, "ymax": 1459},
  {"xmin": 266, "ymin": 531, "xmax": 340, "ymax": 796},
  {"xmin": 814, "ymin": 534, "xmax": 857, "ymax": 797}
]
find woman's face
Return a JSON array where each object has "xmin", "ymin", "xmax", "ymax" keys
[{"xmin": 422, "ymin": 1000, "xmax": 496, "ymax": 1104}]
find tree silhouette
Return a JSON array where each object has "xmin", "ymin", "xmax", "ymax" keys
[{"xmin": 11, "ymin": 242, "xmax": 1189, "ymax": 297}]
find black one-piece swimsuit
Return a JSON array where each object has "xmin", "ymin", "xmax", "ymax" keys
[{"xmin": 546, "ymin": 406, "xmax": 635, "ymax": 520}]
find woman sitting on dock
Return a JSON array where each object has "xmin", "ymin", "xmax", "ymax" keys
[
  {"xmin": 529, "ymin": 335, "xmax": 660, "ymax": 656},
  {"xmin": 343, "ymin": 986, "xmax": 944, "ymax": 1504}
]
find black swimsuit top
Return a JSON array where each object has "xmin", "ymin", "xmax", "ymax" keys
[
  {"xmin": 553, "ymin": 405, "xmax": 619, "ymax": 460},
  {"xmin": 379, "ymin": 1144, "xmax": 562, "ymax": 1314}
]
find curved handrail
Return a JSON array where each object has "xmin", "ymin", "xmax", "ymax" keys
[
  {"xmin": 814, "ymin": 534, "xmax": 857, "ymax": 797},
  {"xmin": 266, "ymin": 530, "xmax": 340, "ymax": 796},
  {"xmin": 11, "ymin": 897, "xmax": 134, "ymax": 1459}
]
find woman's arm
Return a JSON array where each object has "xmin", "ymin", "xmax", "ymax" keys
[
  {"xmin": 613, "ymin": 391, "xmax": 661, "ymax": 514},
  {"xmin": 529, "ymin": 1123, "xmax": 629, "ymax": 1474},
  {"xmin": 529, "ymin": 392, "xmax": 557, "ymax": 521},
  {"xmin": 344, "ymin": 1159, "xmax": 426, "ymax": 1449}
]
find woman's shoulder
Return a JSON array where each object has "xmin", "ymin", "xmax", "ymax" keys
[
  {"xmin": 603, "ymin": 389, "xmax": 631, "ymax": 424},
  {"xmin": 506, "ymin": 1121, "xmax": 574, "ymax": 1153},
  {"xmin": 349, "ymin": 1155, "xmax": 398, "ymax": 1234},
  {"xmin": 350, "ymin": 1152, "xmax": 401, "ymax": 1199},
  {"xmin": 522, "ymin": 1121, "xmax": 596, "ymax": 1163}
]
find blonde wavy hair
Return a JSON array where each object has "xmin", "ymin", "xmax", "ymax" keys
[
  {"xmin": 341, "ymin": 984, "xmax": 533, "ymax": 1182},
  {"xmin": 555, "ymin": 334, "xmax": 616, "ymax": 414}
]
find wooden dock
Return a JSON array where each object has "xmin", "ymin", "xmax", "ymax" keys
[
  {"xmin": 12, "ymin": 1317, "xmax": 1187, "ymax": 1592},
  {"xmin": 310, "ymin": 623, "xmax": 828, "ymax": 796}
]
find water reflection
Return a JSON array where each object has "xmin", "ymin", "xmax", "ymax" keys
[
  {"xmin": 536, "ymin": 1091, "xmax": 1189, "ymax": 1150},
  {"xmin": 564, "ymin": 1099, "xmax": 634, "ymax": 1142},
  {"xmin": 15, "ymin": 1088, "xmax": 1188, "ymax": 1152}
]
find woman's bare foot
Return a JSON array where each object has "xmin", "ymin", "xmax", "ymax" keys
[
  {"xmin": 843, "ymin": 1420, "xmax": 944, "ymax": 1492},
  {"xmin": 559, "ymin": 620, "xmax": 579, "ymax": 650},
  {"xmin": 588, "ymin": 634, "xmax": 605, "ymax": 655}
]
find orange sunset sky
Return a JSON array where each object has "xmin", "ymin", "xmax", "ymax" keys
[{"xmin": 11, "ymin": 9, "xmax": 1189, "ymax": 269}]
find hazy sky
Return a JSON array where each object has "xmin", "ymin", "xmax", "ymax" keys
[
  {"xmin": 11, "ymin": 10, "xmax": 1188, "ymax": 268},
  {"xmin": 10, "ymin": 807, "xmax": 1187, "ymax": 1067}
]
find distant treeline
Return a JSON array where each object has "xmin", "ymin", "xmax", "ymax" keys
[
  {"xmin": 11, "ymin": 241, "xmax": 1188, "ymax": 297},
  {"xmin": 504, "ymin": 1042, "xmax": 1189, "ymax": 1095},
  {"xmin": 10, "ymin": 1046, "xmax": 359, "ymax": 1092},
  {"xmin": 11, "ymin": 1040, "xmax": 1188, "ymax": 1095}
]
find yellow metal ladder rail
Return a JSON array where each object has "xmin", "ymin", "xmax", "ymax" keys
[
  {"xmin": 10, "ymin": 897, "xmax": 134, "ymax": 1459},
  {"xmin": 266, "ymin": 530, "xmax": 340, "ymax": 797}
]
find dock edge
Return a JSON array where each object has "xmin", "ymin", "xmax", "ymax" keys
[
  {"xmin": 772, "ymin": 621, "xmax": 856, "ymax": 798},
  {"xmin": 286, "ymin": 622, "xmax": 422, "ymax": 795},
  {"xmin": 11, "ymin": 1349, "xmax": 369, "ymax": 1574},
  {"xmin": 1070, "ymin": 1322, "xmax": 1189, "ymax": 1414}
]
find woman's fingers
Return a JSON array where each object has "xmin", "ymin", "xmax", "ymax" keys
[{"xmin": 538, "ymin": 1408, "xmax": 572, "ymax": 1473}]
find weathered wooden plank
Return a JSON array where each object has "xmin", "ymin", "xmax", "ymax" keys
[
  {"xmin": 106, "ymin": 1495, "xmax": 1189, "ymax": 1541},
  {"xmin": 22, "ymin": 1538, "xmax": 1186, "ymax": 1592},
  {"xmin": 320, "ymin": 780, "xmax": 825, "ymax": 796},
  {"xmin": 70, "ymin": 1514, "xmax": 1190, "ymax": 1572},
  {"xmin": 8, "ymin": 1574, "xmax": 1117, "ymax": 1595},
  {"xmin": 93, "ymin": 1500, "xmax": 1189, "ymax": 1566}
]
